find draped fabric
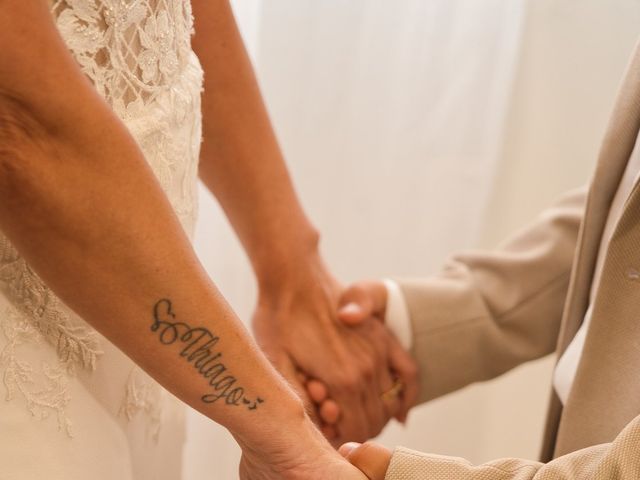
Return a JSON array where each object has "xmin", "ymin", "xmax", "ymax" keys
[{"xmin": 186, "ymin": 0, "xmax": 640, "ymax": 477}]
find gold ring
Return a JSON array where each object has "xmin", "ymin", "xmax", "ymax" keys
[{"xmin": 380, "ymin": 380, "xmax": 404, "ymax": 401}]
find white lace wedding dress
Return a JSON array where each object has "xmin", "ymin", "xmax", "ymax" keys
[{"xmin": 0, "ymin": 1, "xmax": 202, "ymax": 478}]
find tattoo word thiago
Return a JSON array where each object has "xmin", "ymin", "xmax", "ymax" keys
[{"xmin": 151, "ymin": 298, "xmax": 264, "ymax": 411}]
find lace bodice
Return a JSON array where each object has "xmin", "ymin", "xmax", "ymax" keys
[
  {"xmin": 52, "ymin": 0, "xmax": 195, "ymax": 117},
  {"xmin": 0, "ymin": 0, "xmax": 203, "ymax": 436}
]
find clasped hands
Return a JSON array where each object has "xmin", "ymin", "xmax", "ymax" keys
[
  {"xmin": 252, "ymin": 262, "xmax": 418, "ymax": 454},
  {"xmin": 301, "ymin": 280, "xmax": 418, "ymax": 444}
]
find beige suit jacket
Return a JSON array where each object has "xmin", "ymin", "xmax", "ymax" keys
[{"xmin": 387, "ymin": 40, "xmax": 640, "ymax": 479}]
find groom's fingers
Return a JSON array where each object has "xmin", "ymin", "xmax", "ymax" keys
[
  {"xmin": 374, "ymin": 332, "xmax": 403, "ymax": 423},
  {"xmin": 388, "ymin": 335, "xmax": 419, "ymax": 423},
  {"xmin": 340, "ymin": 442, "xmax": 392, "ymax": 480},
  {"xmin": 358, "ymin": 321, "xmax": 394, "ymax": 439}
]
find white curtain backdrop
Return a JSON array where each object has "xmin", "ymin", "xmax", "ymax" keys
[{"xmin": 184, "ymin": 1, "xmax": 640, "ymax": 477}]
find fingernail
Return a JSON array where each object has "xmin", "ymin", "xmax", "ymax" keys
[
  {"xmin": 339, "ymin": 442, "xmax": 361, "ymax": 457},
  {"xmin": 340, "ymin": 302, "xmax": 360, "ymax": 316}
]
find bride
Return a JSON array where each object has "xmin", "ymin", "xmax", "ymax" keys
[{"xmin": 0, "ymin": 0, "xmax": 416, "ymax": 478}]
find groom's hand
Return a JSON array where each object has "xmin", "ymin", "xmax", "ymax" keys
[{"xmin": 251, "ymin": 257, "xmax": 405, "ymax": 444}]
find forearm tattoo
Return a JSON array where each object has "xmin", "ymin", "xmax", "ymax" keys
[{"xmin": 151, "ymin": 298, "xmax": 264, "ymax": 411}]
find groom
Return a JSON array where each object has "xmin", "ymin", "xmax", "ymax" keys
[{"xmin": 322, "ymin": 38, "xmax": 640, "ymax": 479}]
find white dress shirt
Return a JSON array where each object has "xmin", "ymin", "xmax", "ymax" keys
[
  {"xmin": 384, "ymin": 132, "xmax": 640, "ymax": 404},
  {"xmin": 382, "ymin": 279, "xmax": 413, "ymax": 350}
]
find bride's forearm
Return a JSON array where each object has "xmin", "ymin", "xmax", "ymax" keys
[
  {"xmin": 192, "ymin": 0, "xmax": 322, "ymax": 288},
  {"xmin": 0, "ymin": 2, "xmax": 306, "ymax": 448}
]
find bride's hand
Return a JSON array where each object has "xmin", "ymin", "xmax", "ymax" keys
[
  {"xmin": 239, "ymin": 448, "xmax": 368, "ymax": 480},
  {"xmin": 236, "ymin": 413, "xmax": 368, "ymax": 480}
]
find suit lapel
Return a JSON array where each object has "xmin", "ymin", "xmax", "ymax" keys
[
  {"xmin": 551, "ymin": 40, "xmax": 640, "ymax": 457},
  {"xmin": 555, "ymin": 40, "xmax": 640, "ymax": 358}
]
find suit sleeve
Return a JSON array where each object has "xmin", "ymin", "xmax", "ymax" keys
[
  {"xmin": 385, "ymin": 412, "xmax": 640, "ymax": 479},
  {"xmin": 397, "ymin": 187, "xmax": 587, "ymax": 403}
]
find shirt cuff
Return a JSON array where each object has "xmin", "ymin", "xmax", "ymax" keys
[{"xmin": 383, "ymin": 279, "xmax": 413, "ymax": 351}]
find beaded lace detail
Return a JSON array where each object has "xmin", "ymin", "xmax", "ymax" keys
[
  {"xmin": 51, "ymin": 0, "xmax": 195, "ymax": 119},
  {"xmin": 0, "ymin": 0, "xmax": 202, "ymax": 434}
]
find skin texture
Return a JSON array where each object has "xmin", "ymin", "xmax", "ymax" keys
[
  {"xmin": 0, "ymin": 2, "xmax": 366, "ymax": 478},
  {"xmin": 191, "ymin": 0, "xmax": 416, "ymax": 443}
]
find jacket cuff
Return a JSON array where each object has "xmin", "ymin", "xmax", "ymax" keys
[{"xmin": 385, "ymin": 446, "xmax": 470, "ymax": 479}]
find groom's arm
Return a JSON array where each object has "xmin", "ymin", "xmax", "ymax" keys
[
  {"xmin": 401, "ymin": 187, "xmax": 585, "ymax": 402},
  {"xmin": 343, "ymin": 412, "xmax": 640, "ymax": 479},
  {"xmin": 190, "ymin": 0, "xmax": 416, "ymax": 442},
  {"xmin": 337, "ymin": 187, "xmax": 584, "ymax": 409}
]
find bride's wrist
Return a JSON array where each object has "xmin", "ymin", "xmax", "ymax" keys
[
  {"xmin": 252, "ymin": 227, "xmax": 323, "ymax": 293},
  {"xmin": 256, "ymin": 254, "xmax": 337, "ymax": 308},
  {"xmin": 232, "ymin": 398, "xmax": 322, "ymax": 456}
]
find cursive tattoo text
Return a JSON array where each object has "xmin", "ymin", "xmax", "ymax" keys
[{"xmin": 151, "ymin": 298, "xmax": 264, "ymax": 411}]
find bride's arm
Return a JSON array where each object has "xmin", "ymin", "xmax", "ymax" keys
[
  {"xmin": 0, "ymin": 3, "xmax": 362, "ymax": 478},
  {"xmin": 191, "ymin": 0, "xmax": 415, "ymax": 443}
]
